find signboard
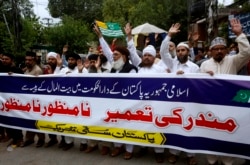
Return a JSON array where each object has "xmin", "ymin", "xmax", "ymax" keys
[{"xmin": 229, "ymin": 13, "xmax": 250, "ymax": 38}]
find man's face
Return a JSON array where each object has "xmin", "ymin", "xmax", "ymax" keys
[
  {"xmin": 36, "ymin": 56, "xmax": 41, "ymax": 64},
  {"xmin": 176, "ymin": 46, "xmax": 189, "ymax": 63},
  {"xmin": 2, "ymin": 56, "xmax": 12, "ymax": 66},
  {"xmin": 169, "ymin": 42, "xmax": 176, "ymax": 52},
  {"xmin": 113, "ymin": 50, "xmax": 125, "ymax": 62},
  {"xmin": 197, "ymin": 50, "xmax": 203, "ymax": 56},
  {"xmin": 83, "ymin": 59, "xmax": 90, "ymax": 69},
  {"xmin": 89, "ymin": 47, "xmax": 94, "ymax": 53},
  {"xmin": 141, "ymin": 53, "xmax": 155, "ymax": 67},
  {"xmin": 47, "ymin": 57, "xmax": 57, "ymax": 68},
  {"xmin": 25, "ymin": 56, "xmax": 36, "ymax": 68},
  {"xmin": 210, "ymin": 45, "xmax": 227, "ymax": 62},
  {"xmin": 88, "ymin": 59, "xmax": 98, "ymax": 72},
  {"xmin": 67, "ymin": 57, "xmax": 77, "ymax": 69},
  {"xmin": 89, "ymin": 59, "xmax": 97, "ymax": 67}
]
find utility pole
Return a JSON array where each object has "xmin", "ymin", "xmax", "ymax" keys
[
  {"xmin": 11, "ymin": 0, "xmax": 22, "ymax": 55},
  {"xmin": 206, "ymin": 0, "xmax": 218, "ymax": 43},
  {"xmin": 2, "ymin": 13, "xmax": 12, "ymax": 39},
  {"xmin": 42, "ymin": 17, "xmax": 53, "ymax": 27}
]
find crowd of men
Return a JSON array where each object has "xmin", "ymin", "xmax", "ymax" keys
[{"xmin": 0, "ymin": 18, "xmax": 250, "ymax": 165}]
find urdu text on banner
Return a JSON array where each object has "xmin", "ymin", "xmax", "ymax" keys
[{"xmin": 0, "ymin": 73, "xmax": 249, "ymax": 159}]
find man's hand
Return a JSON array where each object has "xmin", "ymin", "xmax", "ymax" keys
[
  {"xmin": 176, "ymin": 70, "xmax": 184, "ymax": 75},
  {"xmin": 230, "ymin": 18, "xmax": 242, "ymax": 36},
  {"xmin": 191, "ymin": 32, "xmax": 199, "ymax": 42},
  {"xmin": 95, "ymin": 56, "xmax": 101, "ymax": 69},
  {"xmin": 56, "ymin": 54, "xmax": 63, "ymax": 67},
  {"xmin": 112, "ymin": 38, "xmax": 117, "ymax": 44},
  {"xmin": 93, "ymin": 24, "xmax": 102, "ymax": 38},
  {"xmin": 124, "ymin": 23, "xmax": 133, "ymax": 41},
  {"xmin": 77, "ymin": 59, "xmax": 84, "ymax": 73},
  {"xmin": 168, "ymin": 23, "xmax": 181, "ymax": 38},
  {"xmin": 206, "ymin": 71, "xmax": 214, "ymax": 76},
  {"xmin": 8, "ymin": 72, "xmax": 13, "ymax": 75}
]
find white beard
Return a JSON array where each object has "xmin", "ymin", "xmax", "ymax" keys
[{"xmin": 112, "ymin": 56, "xmax": 125, "ymax": 70}]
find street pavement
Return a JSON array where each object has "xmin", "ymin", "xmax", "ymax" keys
[{"xmin": 0, "ymin": 135, "xmax": 246, "ymax": 165}]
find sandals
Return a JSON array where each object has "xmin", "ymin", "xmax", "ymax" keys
[
  {"xmin": 123, "ymin": 151, "xmax": 133, "ymax": 160},
  {"xmin": 110, "ymin": 147, "xmax": 124, "ymax": 157}
]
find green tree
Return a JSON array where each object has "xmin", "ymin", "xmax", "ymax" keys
[
  {"xmin": 0, "ymin": 0, "xmax": 37, "ymax": 56},
  {"xmin": 44, "ymin": 16, "xmax": 95, "ymax": 53},
  {"xmin": 102, "ymin": 0, "xmax": 188, "ymax": 44},
  {"xmin": 241, "ymin": 1, "xmax": 250, "ymax": 13},
  {"xmin": 0, "ymin": 22, "xmax": 13, "ymax": 53},
  {"xmin": 48, "ymin": 0, "xmax": 103, "ymax": 24}
]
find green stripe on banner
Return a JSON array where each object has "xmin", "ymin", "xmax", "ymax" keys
[{"xmin": 99, "ymin": 27, "xmax": 124, "ymax": 37}]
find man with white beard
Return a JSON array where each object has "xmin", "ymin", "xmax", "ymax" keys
[
  {"xmin": 93, "ymin": 25, "xmax": 137, "ymax": 74},
  {"xmin": 93, "ymin": 24, "xmax": 138, "ymax": 159}
]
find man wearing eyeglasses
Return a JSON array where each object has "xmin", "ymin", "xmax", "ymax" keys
[
  {"xmin": 200, "ymin": 18, "xmax": 250, "ymax": 76},
  {"xmin": 200, "ymin": 18, "xmax": 250, "ymax": 165}
]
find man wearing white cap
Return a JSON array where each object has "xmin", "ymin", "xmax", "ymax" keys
[
  {"xmin": 200, "ymin": 18, "xmax": 250, "ymax": 165},
  {"xmin": 93, "ymin": 23, "xmax": 138, "ymax": 160},
  {"xmin": 43, "ymin": 52, "xmax": 64, "ymax": 148},
  {"xmin": 159, "ymin": 23, "xmax": 199, "ymax": 165},
  {"xmin": 160, "ymin": 23, "xmax": 199, "ymax": 75},
  {"xmin": 200, "ymin": 18, "xmax": 250, "ymax": 76},
  {"xmin": 125, "ymin": 23, "xmax": 167, "ymax": 163},
  {"xmin": 125, "ymin": 24, "xmax": 166, "ymax": 74},
  {"xmin": 46, "ymin": 52, "xmax": 61, "ymax": 74}
]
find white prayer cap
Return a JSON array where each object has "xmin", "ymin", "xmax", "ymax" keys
[
  {"xmin": 210, "ymin": 37, "xmax": 227, "ymax": 49},
  {"xmin": 47, "ymin": 52, "xmax": 57, "ymax": 59},
  {"xmin": 143, "ymin": 45, "xmax": 156, "ymax": 57},
  {"xmin": 177, "ymin": 42, "xmax": 190, "ymax": 50}
]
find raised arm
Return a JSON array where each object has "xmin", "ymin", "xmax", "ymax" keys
[
  {"xmin": 231, "ymin": 18, "xmax": 250, "ymax": 70},
  {"xmin": 93, "ymin": 24, "xmax": 114, "ymax": 63},
  {"xmin": 124, "ymin": 23, "xmax": 142, "ymax": 67},
  {"xmin": 188, "ymin": 32, "xmax": 200, "ymax": 62},
  {"xmin": 160, "ymin": 23, "xmax": 181, "ymax": 69}
]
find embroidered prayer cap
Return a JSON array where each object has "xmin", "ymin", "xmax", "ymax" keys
[
  {"xmin": 143, "ymin": 45, "xmax": 156, "ymax": 57},
  {"xmin": 210, "ymin": 37, "xmax": 227, "ymax": 49}
]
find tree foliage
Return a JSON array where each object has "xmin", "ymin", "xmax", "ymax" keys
[
  {"xmin": 44, "ymin": 16, "xmax": 95, "ymax": 53},
  {"xmin": 0, "ymin": 0, "xmax": 37, "ymax": 56},
  {"xmin": 48, "ymin": 0, "xmax": 103, "ymax": 24},
  {"xmin": 102, "ymin": 0, "xmax": 188, "ymax": 44},
  {"xmin": 241, "ymin": 2, "xmax": 250, "ymax": 13},
  {"xmin": 3, "ymin": 0, "xmax": 244, "ymax": 60}
]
